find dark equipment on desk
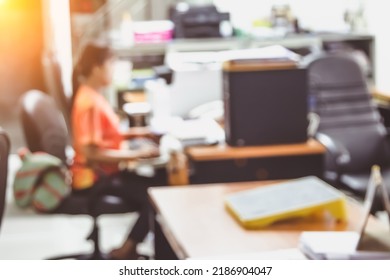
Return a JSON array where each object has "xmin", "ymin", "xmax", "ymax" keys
[
  {"xmin": 223, "ymin": 62, "xmax": 308, "ymax": 146},
  {"xmin": 169, "ymin": 3, "xmax": 230, "ymax": 38}
]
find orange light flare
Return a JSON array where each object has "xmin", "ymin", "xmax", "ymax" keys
[
  {"xmin": 0, "ymin": 0, "xmax": 40, "ymax": 11},
  {"xmin": 0, "ymin": 0, "xmax": 43, "ymax": 61}
]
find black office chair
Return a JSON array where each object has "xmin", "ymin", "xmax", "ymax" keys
[
  {"xmin": 19, "ymin": 90, "xmax": 138, "ymax": 259},
  {"xmin": 21, "ymin": 90, "xmax": 68, "ymax": 162},
  {"xmin": 306, "ymin": 53, "xmax": 390, "ymax": 212},
  {"xmin": 0, "ymin": 128, "xmax": 10, "ymax": 235}
]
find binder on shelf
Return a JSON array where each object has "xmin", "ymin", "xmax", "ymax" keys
[{"xmin": 224, "ymin": 176, "xmax": 347, "ymax": 229}]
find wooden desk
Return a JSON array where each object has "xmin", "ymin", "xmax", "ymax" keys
[
  {"xmin": 149, "ymin": 181, "xmax": 389, "ymax": 260},
  {"xmin": 372, "ymin": 88, "xmax": 390, "ymax": 103},
  {"xmin": 371, "ymin": 88, "xmax": 390, "ymax": 128},
  {"xmin": 186, "ymin": 139, "xmax": 326, "ymax": 184}
]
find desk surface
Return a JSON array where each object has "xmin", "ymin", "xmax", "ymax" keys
[
  {"xmin": 186, "ymin": 139, "xmax": 325, "ymax": 161},
  {"xmin": 372, "ymin": 88, "xmax": 390, "ymax": 103},
  {"xmin": 149, "ymin": 181, "xmax": 388, "ymax": 259}
]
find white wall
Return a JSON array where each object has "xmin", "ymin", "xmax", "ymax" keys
[
  {"xmin": 364, "ymin": 0, "xmax": 390, "ymax": 91},
  {"xmin": 213, "ymin": 0, "xmax": 390, "ymax": 91},
  {"xmin": 42, "ymin": 0, "xmax": 73, "ymax": 97},
  {"xmin": 213, "ymin": 0, "xmax": 358, "ymax": 32},
  {"xmin": 47, "ymin": 0, "xmax": 388, "ymax": 94}
]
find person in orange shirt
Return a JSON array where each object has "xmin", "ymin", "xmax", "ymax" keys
[{"xmin": 71, "ymin": 43, "xmax": 165, "ymax": 259}]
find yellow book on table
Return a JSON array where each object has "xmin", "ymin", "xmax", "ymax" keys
[{"xmin": 224, "ymin": 176, "xmax": 347, "ymax": 229}]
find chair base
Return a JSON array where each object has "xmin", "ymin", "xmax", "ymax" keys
[
  {"xmin": 47, "ymin": 252, "xmax": 150, "ymax": 260},
  {"xmin": 47, "ymin": 252, "xmax": 110, "ymax": 260}
]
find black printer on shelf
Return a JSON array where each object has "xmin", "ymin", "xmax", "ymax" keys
[{"xmin": 169, "ymin": 3, "xmax": 230, "ymax": 39}]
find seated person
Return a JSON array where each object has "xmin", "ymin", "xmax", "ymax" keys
[{"xmin": 71, "ymin": 43, "xmax": 166, "ymax": 259}]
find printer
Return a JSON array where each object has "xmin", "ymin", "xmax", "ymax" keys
[{"xmin": 169, "ymin": 3, "xmax": 230, "ymax": 39}]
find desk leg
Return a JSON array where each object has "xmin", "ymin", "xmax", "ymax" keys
[{"xmin": 149, "ymin": 204, "xmax": 178, "ymax": 260}]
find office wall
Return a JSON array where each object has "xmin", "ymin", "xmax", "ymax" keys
[
  {"xmin": 0, "ymin": 0, "xmax": 45, "ymax": 107},
  {"xmin": 364, "ymin": 0, "xmax": 390, "ymax": 91},
  {"xmin": 214, "ymin": 0, "xmax": 358, "ymax": 32},
  {"xmin": 42, "ymin": 0, "xmax": 73, "ymax": 97},
  {"xmin": 108, "ymin": 0, "xmax": 177, "ymax": 23},
  {"xmin": 0, "ymin": 0, "xmax": 45, "ymax": 150}
]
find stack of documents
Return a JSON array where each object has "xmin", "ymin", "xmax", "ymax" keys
[
  {"xmin": 222, "ymin": 45, "xmax": 301, "ymax": 64},
  {"xmin": 166, "ymin": 45, "xmax": 301, "ymax": 68},
  {"xmin": 225, "ymin": 177, "xmax": 347, "ymax": 229}
]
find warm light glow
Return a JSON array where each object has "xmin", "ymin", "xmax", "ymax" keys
[
  {"xmin": 0, "ymin": 0, "xmax": 38, "ymax": 10},
  {"xmin": 0, "ymin": 0, "xmax": 43, "ymax": 65}
]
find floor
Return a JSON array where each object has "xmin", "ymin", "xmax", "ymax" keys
[
  {"xmin": 0, "ymin": 155, "xmax": 153, "ymax": 260},
  {"xmin": 2, "ymin": 155, "xmax": 389, "ymax": 260},
  {"xmin": 0, "ymin": 101, "xmax": 156, "ymax": 259},
  {"xmin": 1, "ymin": 109, "xmax": 389, "ymax": 259},
  {"xmin": 0, "ymin": 106, "xmax": 24, "ymax": 154}
]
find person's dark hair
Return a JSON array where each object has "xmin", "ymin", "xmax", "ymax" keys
[{"xmin": 71, "ymin": 43, "xmax": 113, "ymax": 109}]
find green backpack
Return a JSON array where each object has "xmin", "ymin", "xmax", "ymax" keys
[{"xmin": 13, "ymin": 149, "xmax": 71, "ymax": 212}]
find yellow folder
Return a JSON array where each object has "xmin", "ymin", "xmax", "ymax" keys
[{"xmin": 224, "ymin": 177, "xmax": 347, "ymax": 229}]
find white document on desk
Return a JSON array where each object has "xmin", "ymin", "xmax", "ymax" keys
[
  {"xmin": 155, "ymin": 118, "xmax": 225, "ymax": 146},
  {"xmin": 167, "ymin": 118, "xmax": 224, "ymax": 146},
  {"xmin": 300, "ymin": 231, "xmax": 360, "ymax": 257},
  {"xmin": 299, "ymin": 231, "xmax": 390, "ymax": 260}
]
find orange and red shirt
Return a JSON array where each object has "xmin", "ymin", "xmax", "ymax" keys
[{"xmin": 71, "ymin": 85, "xmax": 123, "ymax": 190}]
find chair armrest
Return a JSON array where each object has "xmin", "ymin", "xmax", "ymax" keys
[
  {"xmin": 315, "ymin": 132, "xmax": 351, "ymax": 172},
  {"xmin": 308, "ymin": 112, "xmax": 320, "ymax": 138}
]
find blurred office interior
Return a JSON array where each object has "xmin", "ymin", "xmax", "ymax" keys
[
  {"xmin": 1, "ymin": 0, "xmax": 390, "ymax": 150},
  {"xmin": 1, "ymin": 0, "xmax": 390, "ymax": 260}
]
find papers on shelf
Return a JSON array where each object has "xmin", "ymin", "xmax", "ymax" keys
[
  {"xmin": 166, "ymin": 45, "xmax": 301, "ymax": 71},
  {"xmin": 222, "ymin": 45, "xmax": 301, "ymax": 63}
]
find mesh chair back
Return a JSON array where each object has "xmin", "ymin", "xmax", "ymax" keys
[{"xmin": 307, "ymin": 53, "xmax": 390, "ymax": 173}]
